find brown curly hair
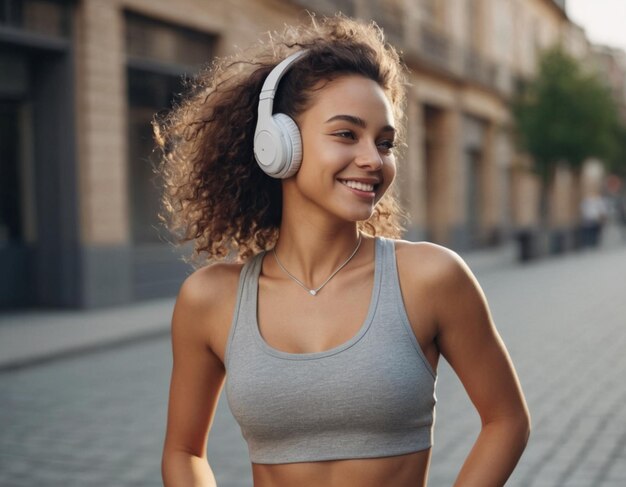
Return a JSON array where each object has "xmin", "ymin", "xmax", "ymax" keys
[{"xmin": 154, "ymin": 14, "xmax": 408, "ymax": 264}]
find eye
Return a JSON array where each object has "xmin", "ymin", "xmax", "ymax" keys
[
  {"xmin": 377, "ymin": 139, "xmax": 395, "ymax": 153},
  {"xmin": 332, "ymin": 130, "xmax": 356, "ymax": 140}
]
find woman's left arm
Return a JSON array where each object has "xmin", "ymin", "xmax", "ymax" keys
[{"xmin": 434, "ymin": 250, "xmax": 531, "ymax": 487}]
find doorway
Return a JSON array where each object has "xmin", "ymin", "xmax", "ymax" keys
[
  {"xmin": 0, "ymin": 52, "xmax": 35, "ymax": 308},
  {"xmin": 0, "ymin": 44, "xmax": 79, "ymax": 309}
]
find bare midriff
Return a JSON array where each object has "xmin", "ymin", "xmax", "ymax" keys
[{"xmin": 251, "ymin": 449, "xmax": 431, "ymax": 487}]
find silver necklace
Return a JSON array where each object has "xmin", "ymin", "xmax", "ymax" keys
[{"xmin": 272, "ymin": 234, "xmax": 363, "ymax": 296}]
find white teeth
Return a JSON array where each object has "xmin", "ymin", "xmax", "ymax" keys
[{"xmin": 340, "ymin": 180, "xmax": 375, "ymax": 192}]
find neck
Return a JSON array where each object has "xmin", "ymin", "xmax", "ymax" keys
[{"xmin": 274, "ymin": 217, "xmax": 361, "ymax": 287}]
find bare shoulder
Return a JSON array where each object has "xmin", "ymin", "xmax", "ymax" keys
[
  {"xmin": 178, "ymin": 261, "xmax": 244, "ymax": 310},
  {"xmin": 172, "ymin": 260, "xmax": 245, "ymax": 355},
  {"xmin": 393, "ymin": 239, "xmax": 472, "ymax": 290}
]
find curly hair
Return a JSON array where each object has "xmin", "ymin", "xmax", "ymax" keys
[{"xmin": 154, "ymin": 14, "xmax": 408, "ymax": 265}]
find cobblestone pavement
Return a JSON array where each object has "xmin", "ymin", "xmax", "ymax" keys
[{"xmin": 1, "ymin": 244, "xmax": 625, "ymax": 486}]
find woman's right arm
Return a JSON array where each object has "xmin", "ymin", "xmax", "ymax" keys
[{"xmin": 161, "ymin": 269, "xmax": 229, "ymax": 486}]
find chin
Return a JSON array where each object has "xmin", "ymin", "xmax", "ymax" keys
[{"xmin": 340, "ymin": 206, "xmax": 376, "ymax": 223}]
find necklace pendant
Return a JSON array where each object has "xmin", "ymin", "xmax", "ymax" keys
[{"xmin": 272, "ymin": 234, "xmax": 362, "ymax": 299}]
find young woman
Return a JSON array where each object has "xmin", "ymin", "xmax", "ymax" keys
[{"xmin": 157, "ymin": 15, "xmax": 530, "ymax": 487}]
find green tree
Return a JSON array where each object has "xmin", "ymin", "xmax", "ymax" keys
[{"xmin": 513, "ymin": 46, "xmax": 623, "ymax": 223}]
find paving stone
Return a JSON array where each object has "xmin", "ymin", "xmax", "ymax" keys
[{"xmin": 0, "ymin": 245, "xmax": 625, "ymax": 486}]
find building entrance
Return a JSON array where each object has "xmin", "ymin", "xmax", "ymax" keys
[
  {"xmin": 0, "ymin": 52, "xmax": 35, "ymax": 308},
  {"xmin": 0, "ymin": 41, "xmax": 78, "ymax": 309}
]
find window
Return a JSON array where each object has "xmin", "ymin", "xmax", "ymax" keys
[
  {"xmin": 126, "ymin": 12, "xmax": 213, "ymax": 69},
  {"xmin": 125, "ymin": 12, "xmax": 215, "ymax": 244},
  {"xmin": 372, "ymin": 0, "xmax": 404, "ymax": 43},
  {"xmin": 0, "ymin": 0, "xmax": 70, "ymax": 37},
  {"xmin": 291, "ymin": 0, "xmax": 354, "ymax": 17}
]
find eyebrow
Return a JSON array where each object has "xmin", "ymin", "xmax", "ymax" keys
[{"xmin": 325, "ymin": 114, "xmax": 395, "ymax": 133}]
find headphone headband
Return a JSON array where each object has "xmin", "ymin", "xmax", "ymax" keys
[{"xmin": 257, "ymin": 50, "xmax": 308, "ymax": 120}]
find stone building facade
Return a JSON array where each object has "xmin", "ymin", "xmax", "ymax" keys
[
  {"xmin": 592, "ymin": 45, "xmax": 626, "ymax": 122},
  {"xmin": 0, "ymin": 0, "xmax": 596, "ymax": 309}
]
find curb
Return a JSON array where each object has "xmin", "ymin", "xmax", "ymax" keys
[
  {"xmin": 0, "ymin": 298, "xmax": 175, "ymax": 372},
  {"xmin": 0, "ymin": 327, "xmax": 169, "ymax": 373}
]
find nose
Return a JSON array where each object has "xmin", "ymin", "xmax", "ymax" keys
[{"xmin": 354, "ymin": 140, "xmax": 384, "ymax": 171}]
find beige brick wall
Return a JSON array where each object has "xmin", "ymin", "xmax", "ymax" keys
[
  {"xmin": 76, "ymin": 0, "xmax": 303, "ymax": 246},
  {"xmin": 511, "ymin": 157, "xmax": 541, "ymax": 228},
  {"xmin": 76, "ymin": 0, "xmax": 127, "ymax": 245},
  {"xmin": 549, "ymin": 164, "xmax": 576, "ymax": 227},
  {"xmin": 481, "ymin": 122, "xmax": 499, "ymax": 231},
  {"xmin": 74, "ymin": 0, "xmax": 581, "ymax": 249},
  {"xmin": 400, "ymin": 89, "xmax": 426, "ymax": 232}
]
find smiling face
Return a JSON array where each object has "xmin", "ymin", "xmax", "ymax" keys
[{"xmin": 284, "ymin": 75, "xmax": 397, "ymax": 224}]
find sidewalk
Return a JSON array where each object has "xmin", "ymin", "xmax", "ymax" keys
[
  {"xmin": 0, "ymin": 231, "xmax": 614, "ymax": 372},
  {"xmin": 0, "ymin": 298, "xmax": 175, "ymax": 371}
]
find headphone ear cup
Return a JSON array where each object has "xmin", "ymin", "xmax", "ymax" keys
[{"xmin": 273, "ymin": 113, "xmax": 302, "ymax": 178}]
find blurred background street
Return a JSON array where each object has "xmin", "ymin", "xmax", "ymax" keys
[
  {"xmin": 1, "ymin": 232, "xmax": 625, "ymax": 486},
  {"xmin": 2, "ymin": 0, "xmax": 626, "ymax": 485}
]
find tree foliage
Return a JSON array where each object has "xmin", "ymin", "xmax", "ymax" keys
[{"xmin": 513, "ymin": 46, "xmax": 623, "ymax": 182}]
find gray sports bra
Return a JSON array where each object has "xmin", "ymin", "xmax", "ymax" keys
[{"xmin": 224, "ymin": 236, "xmax": 436, "ymax": 464}]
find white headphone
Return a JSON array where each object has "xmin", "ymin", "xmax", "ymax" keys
[{"xmin": 254, "ymin": 50, "xmax": 308, "ymax": 179}]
